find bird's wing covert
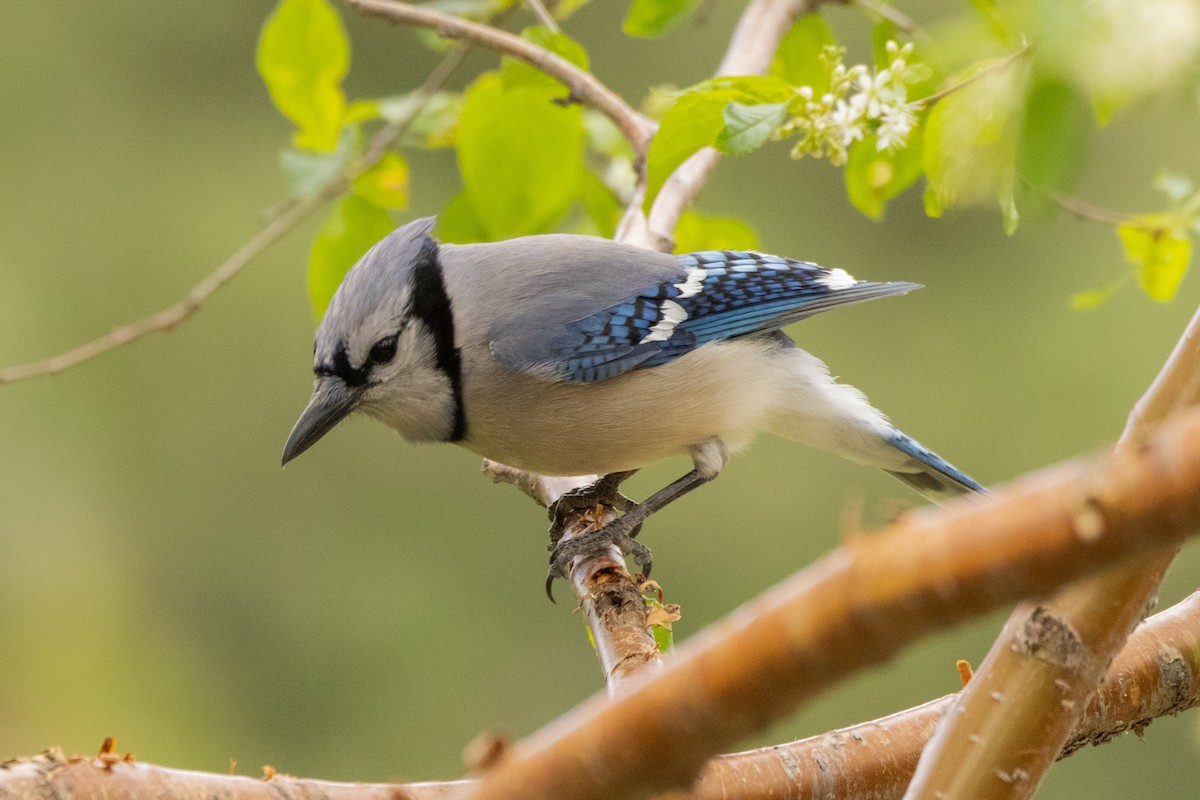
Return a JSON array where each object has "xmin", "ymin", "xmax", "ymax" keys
[{"xmin": 496, "ymin": 250, "xmax": 920, "ymax": 383}]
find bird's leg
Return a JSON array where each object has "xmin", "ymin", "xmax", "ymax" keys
[{"xmin": 546, "ymin": 439, "xmax": 729, "ymax": 600}]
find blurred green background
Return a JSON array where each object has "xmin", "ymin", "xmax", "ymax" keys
[{"xmin": 2, "ymin": 1, "xmax": 1199, "ymax": 796}]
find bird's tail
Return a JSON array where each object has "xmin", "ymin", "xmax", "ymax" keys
[{"xmin": 883, "ymin": 429, "xmax": 986, "ymax": 503}]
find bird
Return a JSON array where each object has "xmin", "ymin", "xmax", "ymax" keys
[{"xmin": 282, "ymin": 216, "xmax": 984, "ymax": 597}]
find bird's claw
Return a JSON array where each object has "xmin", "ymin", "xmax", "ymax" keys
[
  {"xmin": 547, "ymin": 472, "xmax": 636, "ymax": 545},
  {"xmin": 544, "ymin": 516, "xmax": 652, "ymax": 603}
]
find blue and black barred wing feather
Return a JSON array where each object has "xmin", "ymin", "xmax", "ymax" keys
[{"xmin": 510, "ymin": 250, "xmax": 920, "ymax": 383}]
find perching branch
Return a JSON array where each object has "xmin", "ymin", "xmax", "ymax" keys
[
  {"xmin": 903, "ymin": 300, "xmax": 1200, "ymax": 800},
  {"xmin": 455, "ymin": 406, "xmax": 1200, "ymax": 800},
  {"xmin": 482, "ymin": 460, "xmax": 666, "ymax": 693},
  {"xmin": 345, "ymin": 0, "xmax": 654, "ymax": 158},
  {"xmin": 0, "ymin": 41, "xmax": 472, "ymax": 386}
]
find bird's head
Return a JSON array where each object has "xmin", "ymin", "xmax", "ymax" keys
[{"xmin": 282, "ymin": 216, "xmax": 464, "ymax": 465}]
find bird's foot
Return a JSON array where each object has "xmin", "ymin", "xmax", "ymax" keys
[
  {"xmin": 545, "ymin": 512, "xmax": 652, "ymax": 602},
  {"xmin": 547, "ymin": 471, "xmax": 637, "ymax": 546}
]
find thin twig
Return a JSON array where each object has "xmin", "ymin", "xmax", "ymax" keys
[
  {"xmin": 0, "ymin": 43, "xmax": 472, "ymax": 386},
  {"xmin": 1045, "ymin": 189, "xmax": 1132, "ymax": 226},
  {"xmin": 913, "ymin": 41, "xmax": 1033, "ymax": 109},
  {"xmin": 524, "ymin": 0, "xmax": 559, "ymax": 32},
  {"xmin": 346, "ymin": 0, "xmax": 654, "ymax": 157},
  {"xmin": 852, "ymin": 0, "xmax": 927, "ymax": 40}
]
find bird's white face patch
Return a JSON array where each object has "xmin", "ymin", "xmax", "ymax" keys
[
  {"xmin": 640, "ymin": 298, "xmax": 689, "ymax": 344},
  {"xmin": 673, "ymin": 266, "xmax": 707, "ymax": 298},
  {"xmin": 819, "ymin": 268, "xmax": 857, "ymax": 289}
]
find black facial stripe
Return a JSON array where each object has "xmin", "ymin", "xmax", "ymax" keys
[
  {"xmin": 408, "ymin": 237, "xmax": 467, "ymax": 442},
  {"xmin": 317, "ymin": 341, "xmax": 372, "ymax": 387}
]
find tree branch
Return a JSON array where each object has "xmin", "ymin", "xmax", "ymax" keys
[
  {"xmin": 345, "ymin": 0, "xmax": 654, "ymax": 158},
  {"xmin": 0, "ymin": 42, "xmax": 471, "ymax": 386},
  {"xmin": 904, "ymin": 302, "xmax": 1200, "ymax": 800},
  {"xmin": 482, "ymin": 461, "xmax": 665, "ymax": 693},
  {"xmin": 6, "ymin": 465, "xmax": 1200, "ymax": 800},
  {"xmin": 453, "ymin": 406, "xmax": 1200, "ymax": 800}
]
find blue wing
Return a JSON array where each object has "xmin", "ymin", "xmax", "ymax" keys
[{"xmin": 535, "ymin": 250, "xmax": 920, "ymax": 383}]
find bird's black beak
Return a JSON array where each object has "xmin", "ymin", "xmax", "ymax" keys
[{"xmin": 281, "ymin": 379, "xmax": 362, "ymax": 466}]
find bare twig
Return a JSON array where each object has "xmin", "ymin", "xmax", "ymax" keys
[
  {"xmin": 0, "ymin": 189, "xmax": 328, "ymax": 385},
  {"xmin": 524, "ymin": 0, "xmax": 559, "ymax": 32},
  {"xmin": 852, "ymin": 0, "xmax": 926, "ymax": 39},
  {"xmin": 346, "ymin": 0, "xmax": 654, "ymax": 157},
  {"xmin": 904, "ymin": 304, "xmax": 1200, "ymax": 800},
  {"xmin": 456, "ymin": 408, "xmax": 1200, "ymax": 800},
  {"xmin": 0, "ymin": 44, "xmax": 471, "ymax": 386},
  {"xmin": 912, "ymin": 42, "xmax": 1032, "ymax": 109},
  {"xmin": 1044, "ymin": 190, "xmax": 1131, "ymax": 226}
]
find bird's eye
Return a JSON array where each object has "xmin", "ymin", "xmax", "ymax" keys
[{"xmin": 368, "ymin": 334, "xmax": 398, "ymax": 365}]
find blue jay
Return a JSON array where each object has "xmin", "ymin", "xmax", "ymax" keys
[{"xmin": 283, "ymin": 217, "xmax": 983, "ymax": 596}]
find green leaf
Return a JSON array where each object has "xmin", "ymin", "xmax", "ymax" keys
[
  {"xmin": 771, "ymin": 13, "xmax": 836, "ymax": 92},
  {"xmin": 673, "ymin": 210, "xmax": 759, "ymax": 253},
  {"xmin": 921, "ymin": 64, "xmax": 1019, "ymax": 215},
  {"xmin": 623, "ymin": 0, "xmax": 700, "ymax": 38},
  {"xmin": 578, "ymin": 171, "xmax": 623, "ymax": 238},
  {"xmin": 352, "ymin": 152, "xmax": 409, "ymax": 209},
  {"xmin": 502, "ymin": 27, "xmax": 589, "ymax": 89},
  {"xmin": 692, "ymin": 76, "xmax": 795, "ymax": 102},
  {"xmin": 438, "ymin": 192, "xmax": 490, "ymax": 244},
  {"xmin": 922, "ymin": 183, "xmax": 942, "ymax": 217},
  {"xmin": 584, "ymin": 110, "xmax": 633, "ymax": 159},
  {"xmin": 1118, "ymin": 215, "xmax": 1192, "ymax": 303},
  {"xmin": 1070, "ymin": 276, "xmax": 1127, "ymax": 310},
  {"xmin": 645, "ymin": 93, "xmax": 727, "ymax": 209},
  {"xmin": 307, "ymin": 195, "xmax": 395, "ymax": 318},
  {"xmin": 257, "ymin": 0, "xmax": 349, "ymax": 152},
  {"xmin": 1017, "ymin": 77, "xmax": 1090, "ymax": 197},
  {"xmin": 457, "ymin": 72, "xmax": 584, "ymax": 239},
  {"xmin": 645, "ymin": 77, "xmax": 793, "ymax": 209},
  {"xmin": 279, "ymin": 124, "xmax": 358, "ymax": 198},
  {"xmin": 651, "ymin": 621, "xmax": 673, "ymax": 653},
  {"xmin": 716, "ymin": 102, "xmax": 789, "ymax": 156},
  {"xmin": 377, "ymin": 91, "xmax": 463, "ymax": 149},
  {"xmin": 844, "ymin": 128, "xmax": 924, "ymax": 220}
]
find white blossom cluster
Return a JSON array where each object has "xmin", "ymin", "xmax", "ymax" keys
[{"xmin": 782, "ymin": 41, "xmax": 927, "ymax": 166}]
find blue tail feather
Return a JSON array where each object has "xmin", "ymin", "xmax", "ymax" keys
[{"xmin": 884, "ymin": 430, "xmax": 985, "ymax": 502}]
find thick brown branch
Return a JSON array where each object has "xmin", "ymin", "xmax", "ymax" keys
[
  {"xmin": 5, "ymin": 498, "xmax": 1200, "ymax": 800},
  {"xmin": 904, "ymin": 303, "xmax": 1200, "ymax": 800},
  {"xmin": 453, "ymin": 408, "xmax": 1200, "ymax": 800},
  {"xmin": 346, "ymin": 0, "xmax": 653, "ymax": 157}
]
